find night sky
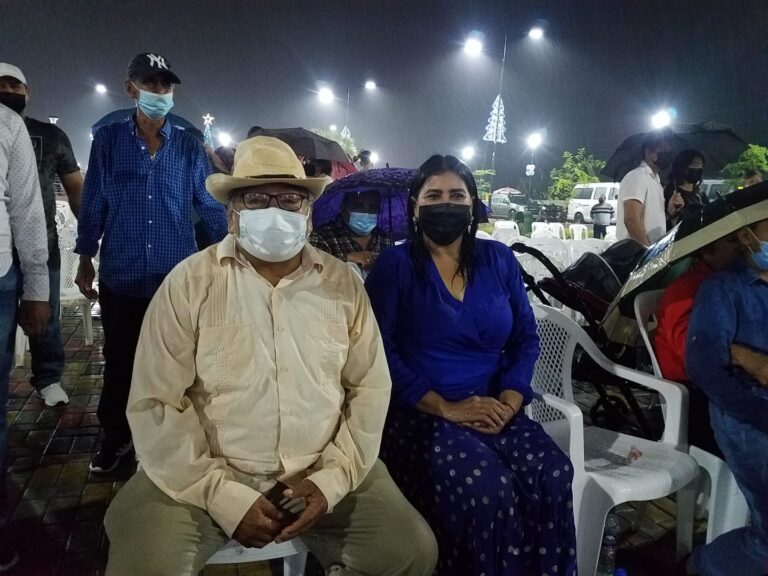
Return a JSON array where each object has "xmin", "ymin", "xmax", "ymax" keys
[{"xmin": 3, "ymin": 0, "xmax": 767, "ymax": 190}]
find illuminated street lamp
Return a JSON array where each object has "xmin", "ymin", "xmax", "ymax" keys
[
  {"xmin": 218, "ymin": 132, "xmax": 233, "ymax": 147},
  {"xmin": 318, "ymin": 87, "xmax": 335, "ymax": 105},
  {"xmin": 370, "ymin": 152, "xmax": 380, "ymax": 165},
  {"xmin": 528, "ymin": 27, "xmax": 544, "ymax": 40},
  {"xmin": 329, "ymin": 124, "xmax": 338, "ymax": 132},
  {"xmin": 651, "ymin": 109, "xmax": 672, "ymax": 129},
  {"xmin": 461, "ymin": 146, "xmax": 476, "ymax": 161},
  {"xmin": 464, "ymin": 37, "xmax": 483, "ymax": 56},
  {"xmin": 526, "ymin": 132, "xmax": 543, "ymax": 150},
  {"xmin": 95, "ymin": 84, "xmax": 107, "ymax": 94},
  {"xmin": 364, "ymin": 80, "xmax": 377, "ymax": 91}
]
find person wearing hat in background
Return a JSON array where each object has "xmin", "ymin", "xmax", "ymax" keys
[
  {"xmin": 74, "ymin": 52, "xmax": 227, "ymax": 474},
  {"xmin": 103, "ymin": 136, "xmax": 437, "ymax": 576},
  {"xmin": 0, "ymin": 63, "xmax": 83, "ymax": 408}
]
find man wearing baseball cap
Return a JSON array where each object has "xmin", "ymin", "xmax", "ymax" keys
[
  {"xmin": 104, "ymin": 136, "xmax": 437, "ymax": 576},
  {"xmin": 75, "ymin": 52, "xmax": 227, "ymax": 474},
  {"xmin": 0, "ymin": 63, "xmax": 83, "ymax": 408}
]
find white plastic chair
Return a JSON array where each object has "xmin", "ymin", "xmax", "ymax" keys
[
  {"xmin": 548, "ymin": 222, "xmax": 567, "ymax": 240},
  {"xmin": 531, "ymin": 222, "xmax": 553, "ymax": 238},
  {"xmin": 604, "ymin": 225, "xmax": 617, "ymax": 243},
  {"xmin": 569, "ymin": 224, "xmax": 588, "ymax": 240},
  {"xmin": 634, "ymin": 290, "xmax": 750, "ymax": 546},
  {"xmin": 519, "ymin": 237, "xmax": 571, "ymax": 269},
  {"xmin": 15, "ymin": 225, "xmax": 96, "ymax": 367},
  {"xmin": 527, "ymin": 304, "xmax": 699, "ymax": 576},
  {"xmin": 567, "ymin": 239, "xmax": 608, "ymax": 264},
  {"xmin": 206, "ymin": 539, "xmax": 307, "ymax": 575},
  {"xmin": 492, "ymin": 220, "xmax": 520, "ymax": 246}
]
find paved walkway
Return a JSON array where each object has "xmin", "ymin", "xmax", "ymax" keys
[{"xmin": 3, "ymin": 304, "xmax": 704, "ymax": 575}]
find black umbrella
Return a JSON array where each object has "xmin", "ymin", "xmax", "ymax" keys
[
  {"xmin": 602, "ymin": 122, "xmax": 747, "ymax": 182},
  {"xmin": 248, "ymin": 127, "xmax": 350, "ymax": 163}
]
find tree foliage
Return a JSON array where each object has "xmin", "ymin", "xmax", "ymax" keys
[
  {"xmin": 310, "ymin": 128, "xmax": 358, "ymax": 157},
  {"xmin": 547, "ymin": 148, "xmax": 606, "ymax": 201},
  {"xmin": 473, "ymin": 169, "xmax": 495, "ymax": 201},
  {"xmin": 722, "ymin": 144, "xmax": 768, "ymax": 187}
]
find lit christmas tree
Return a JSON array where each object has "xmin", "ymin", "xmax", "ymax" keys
[
  {"xmin": 482, "ymin": 95, "xmax": 507, "ymax": 144},
  {"xmin": 202, "ymin": 113, "xmax": 215, "ymax": 148}
]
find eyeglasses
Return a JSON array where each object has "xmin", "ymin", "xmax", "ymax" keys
[{"xmin": 234, "ymin": 191, "xmax": 308, "ymax": 212}]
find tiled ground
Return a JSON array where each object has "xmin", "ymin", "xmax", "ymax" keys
[{"xmin": 2, "ymin": 304, "xmax": 704, "ymax": 575}]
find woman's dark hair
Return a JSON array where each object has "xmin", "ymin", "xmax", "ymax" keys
[
  {"xmin": 664, "ymin": 148, "xmax": 705, "ymax": 202},
  {"xmin": 407, "ymin": 154, "xmax": 481, "ymax": 281}
]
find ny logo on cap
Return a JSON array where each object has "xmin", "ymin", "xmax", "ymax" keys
[{"xmin": 146, "ymin": 54, "xmax": 168, "ymax": 70}]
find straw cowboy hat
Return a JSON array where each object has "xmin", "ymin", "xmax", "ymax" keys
[{"xmin": 206, "ymin": 136, "xmax": 328, "ymax": 204}]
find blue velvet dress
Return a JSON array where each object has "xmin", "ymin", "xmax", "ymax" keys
[{"xmin": 366, "ymin": 240, "xmax": 577, "ymax": 576}]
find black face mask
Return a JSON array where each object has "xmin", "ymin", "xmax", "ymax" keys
[
  {"xmin": 417, "ymin": 203, "xmax": 472, "ymax": 246},
  {"xmin": 0, "ymin": 92, "xmax": 25, "ymax": 115},
  {"xmin": 684, "ymin": 168, "xmax": 703, "ymax": 184},
  {"xmin": 654, "ymin": 152, "xmax": 672, "ymax": 171}
]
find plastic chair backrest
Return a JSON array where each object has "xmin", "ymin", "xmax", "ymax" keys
[
  {"xmin": 520, "ymin": 237, "xmax": 571, "ymax": 269},
  {"xmin": 569, "ymin": 224, "xmax": 588, "ymax": 240},
  {"xmin": 492, "ymin": 220, "xmax": 520, "ymax": 246},
  {"xmin": 568, "ymin": 238, "xmax": 608, "ymax": 263},
  {"xmin": 55, "ymin": 201, "xmax": 75, "ymax": 232},
  {"xmin": 58, "ymin": 226, "xmax": 83, "ymax": 301},
  {"xmin": 528, "ymin": 304, "xmax": 580, "ymax": 423},
  {"xmin": 633, "ymin": 290, "xmax": 665, "ymax": 378},
  {"xmin": 531, "ymin": 222, "xmax": 553, "ymax": 238},
  {"xmin": 548, "ymin": 222, "xmax": 567, "ymax": 240}
]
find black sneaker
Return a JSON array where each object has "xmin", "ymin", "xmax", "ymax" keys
[{"xmin": 89, "ymin": 439, "xmax": 133, "ymax": 473}]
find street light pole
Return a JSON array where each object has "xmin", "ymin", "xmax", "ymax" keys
[
  {"xmin": 489, "ymin": 35, "xmax": 507, "ymax": 193},
  {"xmin": 344, "ymin": 83, "xmax": 351, "ymax": 131}
]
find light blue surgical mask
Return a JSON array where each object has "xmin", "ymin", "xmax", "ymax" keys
[
  {"xmin": 748, "ymin": 229, "xmax": 768, "ymax": 271},
  {"xmin": 347, "ymin": 212, "xmax": 378, "ymax": 235},
  {"xmin": 133, "ymin": 82, "xmax": 174, "ymax": 120}
]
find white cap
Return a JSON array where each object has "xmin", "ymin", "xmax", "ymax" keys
[{"xmin": 0, "ymin": 63, "xmax": 26, "ymax": 85}]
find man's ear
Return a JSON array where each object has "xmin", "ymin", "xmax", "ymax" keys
[{"xmin": 125, "ymin": 79, "xmax": 138, "ymax": 99}]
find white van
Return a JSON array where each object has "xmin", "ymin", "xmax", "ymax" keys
[
  {"xmin": 700, "ymin": 179, "xmax": 732, "ymax": 202},
  {"xmin": 567, "ymin": 183, "xmax": 619, "ymax": 224}
]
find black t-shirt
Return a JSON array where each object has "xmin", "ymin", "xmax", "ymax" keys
[{"xmin": 23, "ymin": 116, "xmax": 80, "ymax": 233}]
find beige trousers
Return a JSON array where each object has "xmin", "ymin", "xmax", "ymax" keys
[{"xmin": 104, "ymin": 460, "xmax": 438, "ymax": 576}]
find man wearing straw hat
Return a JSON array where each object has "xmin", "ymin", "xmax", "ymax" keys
[{"xmin": 103, "ymin": 136, "xmax": 437, "ymax": 576}]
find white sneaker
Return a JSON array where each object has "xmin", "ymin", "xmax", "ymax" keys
[{"xmin": 37, "ymin": 382, "xmax": 70, "ymax": 407}]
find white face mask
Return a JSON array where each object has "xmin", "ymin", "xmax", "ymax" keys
[{"xmin": 235, "ymin": 207, "xmax": 308, "ymax": 262}]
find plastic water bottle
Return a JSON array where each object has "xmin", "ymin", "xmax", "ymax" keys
[{"xmin": 596, "ymin": 513, "xmax": 620, "ymax": 576}]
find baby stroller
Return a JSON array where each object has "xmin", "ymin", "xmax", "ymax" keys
[{"xmin": 512, "ymin": 239, "xmax": 658, "ymax": 436}]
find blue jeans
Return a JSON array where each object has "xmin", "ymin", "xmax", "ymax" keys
[
  {"xmin": 692, "ymin": 405, "xmax": 768, "ymax": 575},
  {"xmin": 14, "ymin": 237, "xmax": 63, "ymax": 390},
  {"xmin": 0, "ymin": 264, "xmax": 18, "ymax": 527}
]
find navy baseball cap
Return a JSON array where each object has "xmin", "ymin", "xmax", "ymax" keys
[{"xmin": 127, "ymin": 53, "xmax": 181, "ymax": 84}]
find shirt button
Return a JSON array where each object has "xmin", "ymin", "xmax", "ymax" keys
[
  {"xmin": 148, "ymin": 220, "xmax": 152, "ymax": 224},
  {"xmin": 277, "ymin": 325, "xmax": 285, "ymax": 333},
  {"xmin": 147, "ymin": 244, "xmax": 152, "ymax": 248},
  {"xmin": 281, "ymin": 452, "xmax": 288, "ymax": 459},
  {"xmin": 148, "ymin": 195, "xmax": 152, "ymax": 199},
  {"xmin": 280, "ymin": 367, "xmax": 288, "ymax": 374},
  {"xmin": 281, "ymin": 408, "xmax": 292, "ymax": 415}
]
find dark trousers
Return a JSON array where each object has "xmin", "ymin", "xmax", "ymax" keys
[
  {"xmin": 97, "ymin": 283, "xmax": 151, "ymax": 444},
  {"xmin": 593, "ymin": 224, "xmax": 607, "ymax": 239}
]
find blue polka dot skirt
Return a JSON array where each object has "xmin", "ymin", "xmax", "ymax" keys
[{"xmin": 380, "ymin": 410, "xmax": 578, "ymax": 576}]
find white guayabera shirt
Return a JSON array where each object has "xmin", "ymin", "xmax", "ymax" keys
[{"xmin": 0, "ymin": 104, "xmax": 49, "ymax": 301}]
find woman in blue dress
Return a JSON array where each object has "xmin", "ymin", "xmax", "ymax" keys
[{"xmin": 365, "ymin": 155, "xmax": 577, "ymax": 576}]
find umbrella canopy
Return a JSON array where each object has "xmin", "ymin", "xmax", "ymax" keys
[
  {"xmin": 312, "ymin": 168, "xmax": 415, "ymax": 238},
  {"xmin": 619, "ymin": 181, "xmax": 768, "ymax": 299},
  {"xmin": 602, "ymin": 122, "xmax": 747, "ymax": 182},
  {"xmin": 248, "ymin": 127, "xmax": 350, "ymax": 163},
  {"xmin": 91, "ymin": 108, "xmax": 204, "ymax": 142}
]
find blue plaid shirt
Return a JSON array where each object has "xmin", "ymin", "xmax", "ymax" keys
[{"xmin": 76, "ymin": 117, "xmax": 228, "ymax": 298}]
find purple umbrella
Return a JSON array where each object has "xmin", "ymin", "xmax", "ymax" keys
[
  {"xmin": 312, "ymin": 168, "xmax": 416, "ymax": 240},
  {"xmin": 312, "ymin": 168, "xmax": 490, "ymax": 240}
]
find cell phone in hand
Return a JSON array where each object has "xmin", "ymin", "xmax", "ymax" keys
[{"xmin": 264, "ymin": 481, "xmax": 306, "ymax": 524}]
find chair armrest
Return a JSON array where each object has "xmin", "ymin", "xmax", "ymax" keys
[
  {"xmin": 605, "ymin": 363, "xmax": 688, "ymax": 449},
  {"xmin": 532, "ymin": 391, "xmax": 585, "ymax": 473}
]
